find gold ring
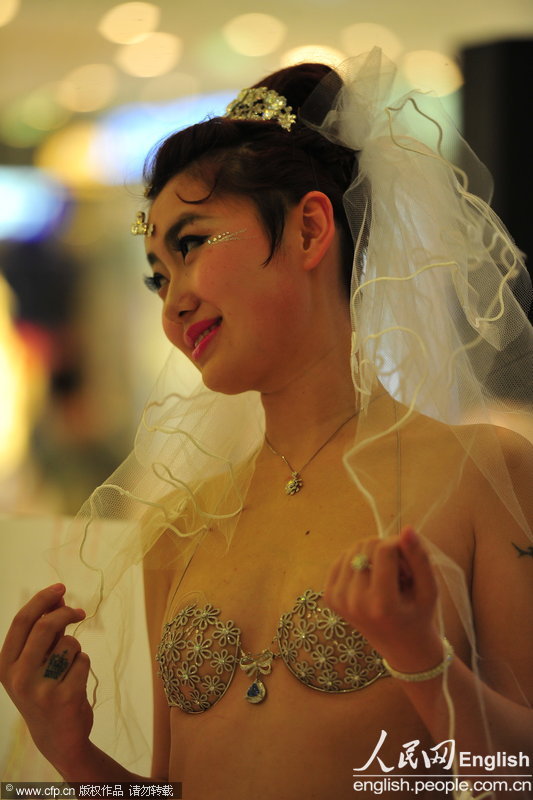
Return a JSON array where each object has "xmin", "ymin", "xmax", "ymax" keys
[{"xmin": 351, "ymin": 554, "xmax": 371, "ymax": 572}]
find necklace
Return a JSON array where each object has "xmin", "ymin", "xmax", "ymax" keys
[{"xmin": 264, "ymin": 411, "xmax": 357, "ymax": 495}]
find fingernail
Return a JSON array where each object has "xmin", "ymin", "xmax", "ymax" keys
[
  {"xmin": 404, "ymin": 528, "xmax": 418, "ymax": 545},
  {"xmin": 50, "ymin": 583, "xmax": 65, "ymax": 593}
]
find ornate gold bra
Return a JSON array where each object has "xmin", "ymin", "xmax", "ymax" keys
[{"xmin": 156, "ymin": 589, "xmax": 387, "ymax": 713}]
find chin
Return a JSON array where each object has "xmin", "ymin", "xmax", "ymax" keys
[{"xmin": 200, "ymin": 364, "xmax": 259, "ymax": 396}]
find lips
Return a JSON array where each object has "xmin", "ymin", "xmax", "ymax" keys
[{"xmin": 184, "ymin": 317, "xmax": 222, "ymax": 350}]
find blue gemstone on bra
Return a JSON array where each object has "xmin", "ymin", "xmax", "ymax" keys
[{"xmin": 248, "ymin": 683, "xmax": 260, "ymax": 697}]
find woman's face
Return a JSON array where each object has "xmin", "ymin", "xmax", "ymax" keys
[{"xmin": 145, "ymin": 171, "xmax": 319, "ymax": 395}]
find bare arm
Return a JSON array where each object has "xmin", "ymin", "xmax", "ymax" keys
[{"xmin": 324, "ymin": 431, "xmax": 533, "ymax": 776}]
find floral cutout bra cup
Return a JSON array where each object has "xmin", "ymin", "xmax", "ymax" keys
[{"xmin": 156, "ymin": 589, "xmax": 388, "ymax": 713}]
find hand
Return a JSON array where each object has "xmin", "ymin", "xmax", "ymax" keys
[
  {"xmin": 324, "ymin": 527, "xmax": 444, "ymax": 673},
  {"xmin": 0, "ymin": 584, "xmax": 93, "ymax": 775}
]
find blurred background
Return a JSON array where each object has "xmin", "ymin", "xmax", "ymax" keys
[{"xmin": 0, "ymin": 0, "xmax": 532, "ymax": 515}]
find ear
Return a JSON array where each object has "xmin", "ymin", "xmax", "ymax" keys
[{"xmin": 296, "ymin": 191, "xmax": 336, "ymax": 271}]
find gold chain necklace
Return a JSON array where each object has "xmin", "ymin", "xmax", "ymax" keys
[{"xmin": 264, "ymin": 411, "xmax": 357, "ymax": 495}]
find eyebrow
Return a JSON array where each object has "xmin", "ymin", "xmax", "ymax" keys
[{"xmin": 146, "ymin": 213, "xmax": 213, "ymax": 265}]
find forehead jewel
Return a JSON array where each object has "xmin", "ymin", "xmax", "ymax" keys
[{"xmin": 131, "ymin": 211, "xmax": 154, "ymax": 237}]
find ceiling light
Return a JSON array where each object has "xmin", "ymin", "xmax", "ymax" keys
[
  {"xmin": 402, "ymin": 50, "xmax": 464, "ymax": 96},
  {"xmin": 98, "ymin": 2, "xmax": 160, "ymax": 44},
  {"xmin": 0, "ymin": 0, "xmax": 20, "ymax": 27},
  {"xmin": 115, "ymin": 33, "xmax": 182, "ymax": 77},
  {"xmin": 280, "ymin": 45, "xmax": 346, "ymax": 69},
  {"xmin": 340, "ymin": 23, "xmax": 403, "ymax": 61},
  {"xmin": 223, "ymin": 13, "xmax": 286, "ymax": 57},
  {"xmin": 56, "ymin": 64, "xmax": 118, "ymax": 113}
]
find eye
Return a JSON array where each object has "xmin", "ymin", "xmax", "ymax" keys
[
  {"xmin": 143, "ymin": 272, "xmax": 168, "ymax": 293},
  {"xmin": 173, "ymin": 235, "xmax": 208, "ymax": 259}
]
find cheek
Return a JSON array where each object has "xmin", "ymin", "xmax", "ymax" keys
[{"xmin": 162, "ymin": 314, "xmax": 187, "ymax": 353}]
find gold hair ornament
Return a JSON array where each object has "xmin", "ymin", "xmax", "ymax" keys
[
  {"xmin": 131, "ymin": 211, "xmax": 154, "ymax": 237},
  {"xmin": 225, "ymin": 87, "xmax": 297, "ymax": 132}
]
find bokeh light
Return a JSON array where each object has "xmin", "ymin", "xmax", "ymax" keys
[
  {"xmin": 0, "ymin": 90, "xmax": 71, "ymax": 148},
  {"xmin": 280, "ymin": 44, "xmax": 346, "ymax": 68},
  {"xmin": 115, "ymin": 32, "xmax": 182, "ymax": 77},
  {"xmin": 340, "ymin": 23, "xmax": 403, "ymax": 61},
  {"xmin": 0, "ymin": 0, "xmax": 19, "ymax": 27},
  {"xmin": 1, "ymin": 103, "xmax": 49, "ymax": 148},
  {"xmin": 401, "ymin": 50, "xmax": 464, "ymax": 95},
  {"xmin": 35, "ymin": 121, "xmax": 105, "ymax": 187},
  {"xmin": 95, "ymin": 91, "xmax": 234, "ymax": 184},
  {"xmin": 0, "ymin": 167, "xmax": 69, "ymax": 241},
  {"xmin": 0, "ymin": 277, "xmax": 34, "ymax": 478},
  {"xmin": 98, "ymin": 2, "xmax": 160, "ymax": 44},
  {"xmin": 223, "ymin": 13, "xmax": 286, "ymax": 57},
  {"xmin": 56, "ymin": 64, "xmax": 119, "ymax": 113},
  {"xmin": 17, "ymin": 85, "xmax": 71, "ymax": 131}
]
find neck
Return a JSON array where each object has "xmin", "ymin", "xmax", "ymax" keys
[{"xmin": 260, "ymin": 340, "xmax": 356, "ymax": 466}]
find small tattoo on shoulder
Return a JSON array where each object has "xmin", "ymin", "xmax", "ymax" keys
[
  {"xmin": 44, "ymin": 649, "xmax": 69, "ymax": 679},
  {"xmin": 511, "ymin": 542, "xmax": 533, "ymax": 559}
]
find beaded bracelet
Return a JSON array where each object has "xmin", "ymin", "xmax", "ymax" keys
[{"xmin": 382, "ymin": 637, "xmax": 454, "ymax": 682}]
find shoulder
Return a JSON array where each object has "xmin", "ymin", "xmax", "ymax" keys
[
  {"xmin": 404, "ymin": 409, "xmax": 532, "ymax": 483},
  {"xmin": 463, "ymin": 423, "xmax": 532, "ymax": 521},
  {"xmin": 490, "ymin": 424, "xmax": 533, "ymax": 475},
  {"xmin": 397, "ymin": 409, "xmax": 532, "ymax": 535}
]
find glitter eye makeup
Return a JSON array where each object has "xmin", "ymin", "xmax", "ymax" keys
[{"xmin": 206, "ymin": 229, "xmax": 246, "ymax": 246}]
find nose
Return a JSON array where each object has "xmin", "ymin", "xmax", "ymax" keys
[{"xmin": 162, "ymin": 274, "xmax": 200, "ymax": 327}]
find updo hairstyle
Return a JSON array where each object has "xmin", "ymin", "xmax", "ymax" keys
[{"xmin": 143, "ymin": 63, "xmax": 364, "ymax": 295}]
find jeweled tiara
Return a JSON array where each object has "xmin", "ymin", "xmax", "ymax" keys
[{"xmin": 224, "ymin": 87, "xmax": 297, "ymax": 131}]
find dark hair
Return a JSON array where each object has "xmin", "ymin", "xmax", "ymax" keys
[{"xmin": 143, "ymin": 63, "xmax": 363, "ymax": 295}]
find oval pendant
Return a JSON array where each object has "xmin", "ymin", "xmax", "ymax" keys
[
  {"xmin": 285, "ymin": 473, "xmax": 303, "ymax": 495},
  {"xmin": 246, "ymin": 680, "xmax": 267, "ymax": 704}
]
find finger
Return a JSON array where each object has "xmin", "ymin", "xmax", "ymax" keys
[
  {"xmin": 42, "ymin": 635, "xmax": 81, "ymax": 682},
  {"xmin": 372, "ymin": 540, "xmax": 402, "ymax": 601},
  {"xmin": 20, "ymin": 606, "xmax": 86, "ymax": 671},
  {"xmin": 61, "ymin": 650, "xmax": 91, "ymax": 697},
  {"xmin": 398, "ymin": 549, "xmax": 414, "ymax": 591},
  {"xmin": 324, "ymin": 553, "xmax": 344, "ymax": 594},
  {"xmin": 398, "ymin": 527, "xmax": 438, "ymax": 604},
  {"xmin": 344, "ymin": 542, "xmax": 375, "ymax": 583},
  {"xmin": 0, "ymin": 585, "xmax": 66, "ymax": 667},
  {"xmin": 328, "ymin": 543, "xmax": 374, "ymax": 613}
]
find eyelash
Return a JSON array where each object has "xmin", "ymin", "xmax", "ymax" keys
[
  {"xmin": 144, "ymin": 273, "xmax": 167, "ymax": 293},
  {"xmin": 171, "ymin": 234, "xmax": 209, "ymax": 259}
]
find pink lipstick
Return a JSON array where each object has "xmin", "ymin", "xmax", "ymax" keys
[{"xmin": 185, "ymin": 317, "xmax": 222, "ymax": 361}]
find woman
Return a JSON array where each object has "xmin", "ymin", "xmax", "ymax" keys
[{"xmin": 1, "ymin": 50, "xmax": 532, "ymax": 799}]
